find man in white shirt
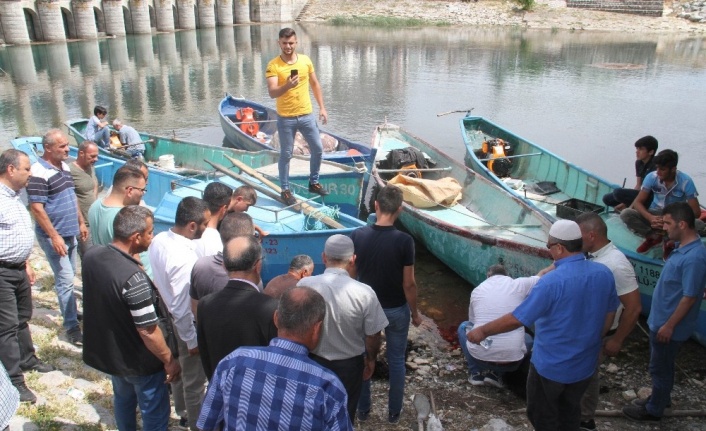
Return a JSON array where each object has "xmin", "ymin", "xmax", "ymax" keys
[
  {"xmin": 149, "ymin": 196, "xmax": 210, "ymax": 431},
  {"xmin": 193, "ymin": 182, "xmax": 232, "ymax": 259},
  {"xmin": 576, "ymin": 212, "xmax": 641, "ymax": 431},
  {"xmin": 457, "ymin": 264, "xmax": 537, "ymax": 388}
]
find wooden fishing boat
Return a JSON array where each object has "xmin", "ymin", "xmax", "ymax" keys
[
  {"xmin": 12, "ymin": 136, "xmax": 183, "ymax": 209},
  {"xmin": 64, "ymin": 119, "xmax": 368, "ymax": 218},
  {"xmin": 370, "ymin": 123, "xmax": 554, "ymax": 287},
  {"xmin": 460, "ymin": 115, "xmax": 706, "ymax": 346},
  {"xmin": 218, "ymin": 94, "xmax": 374, "ymax": 167},
  {"xmin": 153, "ymin": 173, "xmax": 367, "ymax": 285}
]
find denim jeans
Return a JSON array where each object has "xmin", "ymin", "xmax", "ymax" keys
[
  {"xmin": 456, "ymin": 321, "xmax": 533, "ymax": 377},
  {"xmin": 276, "ymin": 113, "xmax": 323, "ymax": 191},
  {"xmin": 111, "ymin": 370, "xmax": 170, "ymax": 431},
  {"xmin": 646, "ymin": 330, "xmax": 683, "ymax": 417},
  {"xmin": 91, "ymin": 127, "xmax": 111, "ymax": 149},
  {"xmin": 36, "ymin": 234, "xmax": 79, "ymax": 331},
  {"xmin": 358, "ymin": 304, "xmax": 410, "ymax": 416},
  {"xmin": 602, "ymin": 188, "xmax": 640, "ymax": 208}
]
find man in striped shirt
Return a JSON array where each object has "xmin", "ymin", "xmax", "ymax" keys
[
  {"xmin": 82, "ymin": 206, "xmax": 181, "ymax": 430},
  {"xmin": 27, "ymin": 129, "xmax": 87, "ymax": 346},
  {"xmin": 198, "ymin": 286, "xmax": 352, "ymax": 431}
]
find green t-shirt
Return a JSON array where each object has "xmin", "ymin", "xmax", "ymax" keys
[
  {"xmin": 69, "ymin": 162, "xmax": 97, "ymax": 225},
  {"xmin": 88, "ymin": 199, "xmax": 153, "ymax": 279}
]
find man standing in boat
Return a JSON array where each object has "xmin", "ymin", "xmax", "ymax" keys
[{"xmin": 266, "ymin": 27, "xmax": 329, "ymax": 206}]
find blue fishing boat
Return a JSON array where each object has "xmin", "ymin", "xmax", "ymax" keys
[
  {"xmin": 370, "ymin": 123, "xmax": 553, "ymax": 287},
  {"xmin": 153, "ymin": 174, "xmax": 367, "ymax": 285},
  {"xmin": 64, "ymin": 119, "xmax": 368, "ymax": 218},
  {"xmin": 218, "ymin": 94, "xmax": 374, "ymax": 167},
  {"xmin": 12, "ymin": 136, "xmax": 182, "ymax": 209},
  {"xmin": 461, "ymin": 115, "xmax": 706, "ymax": 346}
]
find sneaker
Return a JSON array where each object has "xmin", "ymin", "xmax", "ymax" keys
[
  {"xmin": 308, "ymin": 182, "xmax": 329, "ymax": 196},
  {"xmin": 356, "ymin": 410, "xmax": 370, "ymax": 422},
  {"xmin": 280, "ymin": 190, "xmax": 297, "ymax": 206},
  {"xmin": 67, "ymin": 327, "xmax": 83, "ymax": 346},
  {"xmin": 14, "ymin": 383, "xmax": 37, "ymax": 404},
  {"xmin": 622, "ymin": 405, "xmax": 660, "ymax": 422},
  {"xmin": 484, "ymin": 371, "xmax": 505, "ymax": 388},
  {"xmin": 22, "ymin": 359, "xmax": 55, "ymax": 373},
  {"xmin": 631, "ymin": 397, "xmax": 672, "ymax": 414},
  {"xmin": 636, "ymin": 236, "xmax": 662, "ymax": 253},
  {"xmin": 388, "ymin": 410, "xmax": 401, "ymax": 424},
  {"xmin": 468, "ymin": 372, "xmax": 485, "ymax": 386},
  {"xmin": 579, "ymin": 419, "xmax": 596, "ymax": 431}
]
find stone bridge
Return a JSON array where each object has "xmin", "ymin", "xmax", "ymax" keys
[{"xmin": 0, "ymin": 0, "xmax": 307, "ymax": 44}]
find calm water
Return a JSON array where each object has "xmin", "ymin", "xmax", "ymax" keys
[
  {"xmin": 1, "ymin": 24, "xmax": 705, "ymax": 191},
  {"xmin": 2, "ymin": 24, "xmax": 705, "ymax": 330}
]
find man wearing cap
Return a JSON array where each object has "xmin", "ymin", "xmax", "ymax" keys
[
  {"xmin": 297, "ymin": 234, "xmax": 388, "ymax": 421},
  {"xmin": 468, "ymin": 220, "xmax": 619, "ymax": 430}
]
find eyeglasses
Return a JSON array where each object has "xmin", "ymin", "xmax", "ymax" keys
[
  {"xmin": 127, "ymin": 185, "xmax": 147, "ymax": 193},
  {"xmin": 546, "ymin": 242, "xmax": 560, "ymax": 250}
]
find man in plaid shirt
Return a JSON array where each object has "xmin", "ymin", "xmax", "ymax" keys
[{"xmin": 197, "ymin": 286, "xmax": 352, "ymax": 431}]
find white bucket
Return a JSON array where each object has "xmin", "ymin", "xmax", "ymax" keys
[{"xmin": 158, "ymin": 154, "xmax": 175, "ymax": 170}]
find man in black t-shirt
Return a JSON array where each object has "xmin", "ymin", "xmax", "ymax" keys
[
  {"xmin": 82, "ymin": 206, "xmax": 181, "ymax": 430},
  {"xmin": 603, "ymin": 135, "xmax": 658, "ymax": 211},
  {"xmin": 351, "ymin": 185, "xmax": 421, "ymax": 424}
]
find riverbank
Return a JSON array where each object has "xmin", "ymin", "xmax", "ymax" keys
[
  {"xmin": 9, "ymin": 240, "xmax": 706, "ymax": 430},
  {"xmin": 302, "ymin": 0, "xmax": 706, "ymax": 34}
]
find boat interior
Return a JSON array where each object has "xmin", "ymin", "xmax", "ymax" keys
[{"xmin": 373, "ymin": 125, "xmax": 550, "ymax": 250}]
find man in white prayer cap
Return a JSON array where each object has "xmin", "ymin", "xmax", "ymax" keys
[{"xmin": 468, "ymin": 219, "xmax": 620, "ymax": 430}]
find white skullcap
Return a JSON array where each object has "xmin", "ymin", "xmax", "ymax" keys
[
  {"xmin": 324, "ymin": 234, "xmax": 354, "ymax": 259},
  {"xmin": 549, "ymin": 219, "xmax": 582, "ymax": 241}
]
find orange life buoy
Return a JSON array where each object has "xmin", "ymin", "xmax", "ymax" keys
[{"xmin": 235, "ymin": 107, "xmax": 260, "ymax": 137}]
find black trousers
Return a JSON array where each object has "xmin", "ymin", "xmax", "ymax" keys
[
  {"xmin": 310, "ymin": 354, "xmax": 364, "ymax": 421},
  {"xmin": 526, "ymin": 364, "xmax": 592, "ymax": 431},
  {"xmin": 0, "ymin": 267, "xmax": 38, "ymax": 385},
  {"xmin": 602, "ymin": 188, "xmax": 640, "ymax": 207}
]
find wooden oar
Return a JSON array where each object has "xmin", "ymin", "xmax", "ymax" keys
[{"xmin": 204, "ymin": 159, "xmax": 345, "ymax": 230}]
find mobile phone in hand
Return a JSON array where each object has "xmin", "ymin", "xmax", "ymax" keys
[{"xmin": 290, "ymin": 69, "xmax": 298, "ymax": 78}]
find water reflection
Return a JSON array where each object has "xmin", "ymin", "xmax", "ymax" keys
[{"xmin": 0, "ymin": 24, "xmax": 704, "ymax": 189}]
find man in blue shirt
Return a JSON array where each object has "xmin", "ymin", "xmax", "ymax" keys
[
  {"xmin": 623, "ymin": 202, "xmax": 706, "ymax": 422},
  {"xmin": 620, "ymin": 149, "xmax": 705, "ymax": 254},
  {"xmin": 197, "ymin": 285, "xmax": 352, "ymax": 431},
  {"xmin": 468, "ymin": 220, "xmax": 619, "ymax": 430},
  {"xmin": 112, "ymin": 119, "xmax": 145, "ymax": 159}
]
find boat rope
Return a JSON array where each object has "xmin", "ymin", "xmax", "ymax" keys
[
  {"xmin": 304, "ymin": 205, "xmax": 341, "ymax": 231},
  {"xmin": 367, "ymin": 169, "xmax": 548, "ymax": 244}
]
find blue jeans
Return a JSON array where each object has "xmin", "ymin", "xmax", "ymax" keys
[
  {"xmin": 276, "ymin": 113, "xmax": 323, "ymax": 191},
  {"xmin": 36, "ymin": 234, "xmax": 79, "ymax": 331},
  {"xmin": 646, "ymin": 330, "xmax": 683, "ymax": 417},
  {"xmin": 358, "ymin": 304, "xmax": 410, "ymax": 416},
  {"xmin": 111, "ymin": 370, "xmax": 170, "ymax": 431},
  {"xmin": 90, "ymin": 127, "xmax": 111, "ymax": 149},
  {"xmin": 457, "ymin": 321, "xmax": 533, "ymax": 377}
]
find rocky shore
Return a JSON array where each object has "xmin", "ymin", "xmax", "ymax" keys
[
  {"xmin": 10, "ymin": 239, "xmax": 706, "ymax": 430},
  {"xmin": 302, "ymin": 0, "xmax": 706, "ymax": 33}
]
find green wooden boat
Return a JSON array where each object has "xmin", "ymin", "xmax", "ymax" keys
[
  {"xmin": 461, "ymin": 115, "xmax": 706, "ymax": 347},
  {"xmin": 64, "ymin": 118, "xmax": 367, "ymax": 218},
  {"xmin": 370, "ymin": 123, "xmax": 554, "ymax": 287}
]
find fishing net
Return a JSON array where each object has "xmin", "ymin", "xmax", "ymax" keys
[{"xmin": 304, "ymin": 206, "xmax": 342, "ymax": 231}]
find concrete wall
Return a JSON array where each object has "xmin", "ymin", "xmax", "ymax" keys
[
  {"xmin": 566, "ymin": 0, "xmax": 663, "ymax": 16},
  {"xmin": 0, "ymin": 0, "xmax": 31, "ymax": 44},
  {"xmin": 0, "ymin": 0, "xmax": 310, "ymax": 44}
]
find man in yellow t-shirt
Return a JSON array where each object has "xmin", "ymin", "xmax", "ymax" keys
[{"xmin": 266, "ymin": 27, "xmax": 329, "ymax": 206}]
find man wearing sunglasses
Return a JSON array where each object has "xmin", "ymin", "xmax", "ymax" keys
[{"xmin": 468, "ymin": 219, "xmax": 619, "ymax": 430}]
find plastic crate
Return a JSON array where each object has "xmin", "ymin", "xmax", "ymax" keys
[{"xmin": 556, "ymin": 198, "xmax": 604, "ymax": 221}]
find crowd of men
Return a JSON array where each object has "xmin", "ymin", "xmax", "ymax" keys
[{"xmin": 1, "ymin": 126, "xmax": 706, "ymax": 431}]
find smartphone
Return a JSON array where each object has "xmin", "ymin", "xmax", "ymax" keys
[{"xmin": 290, "ymin": 69, "xmax": 298, "ymax": 78}]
